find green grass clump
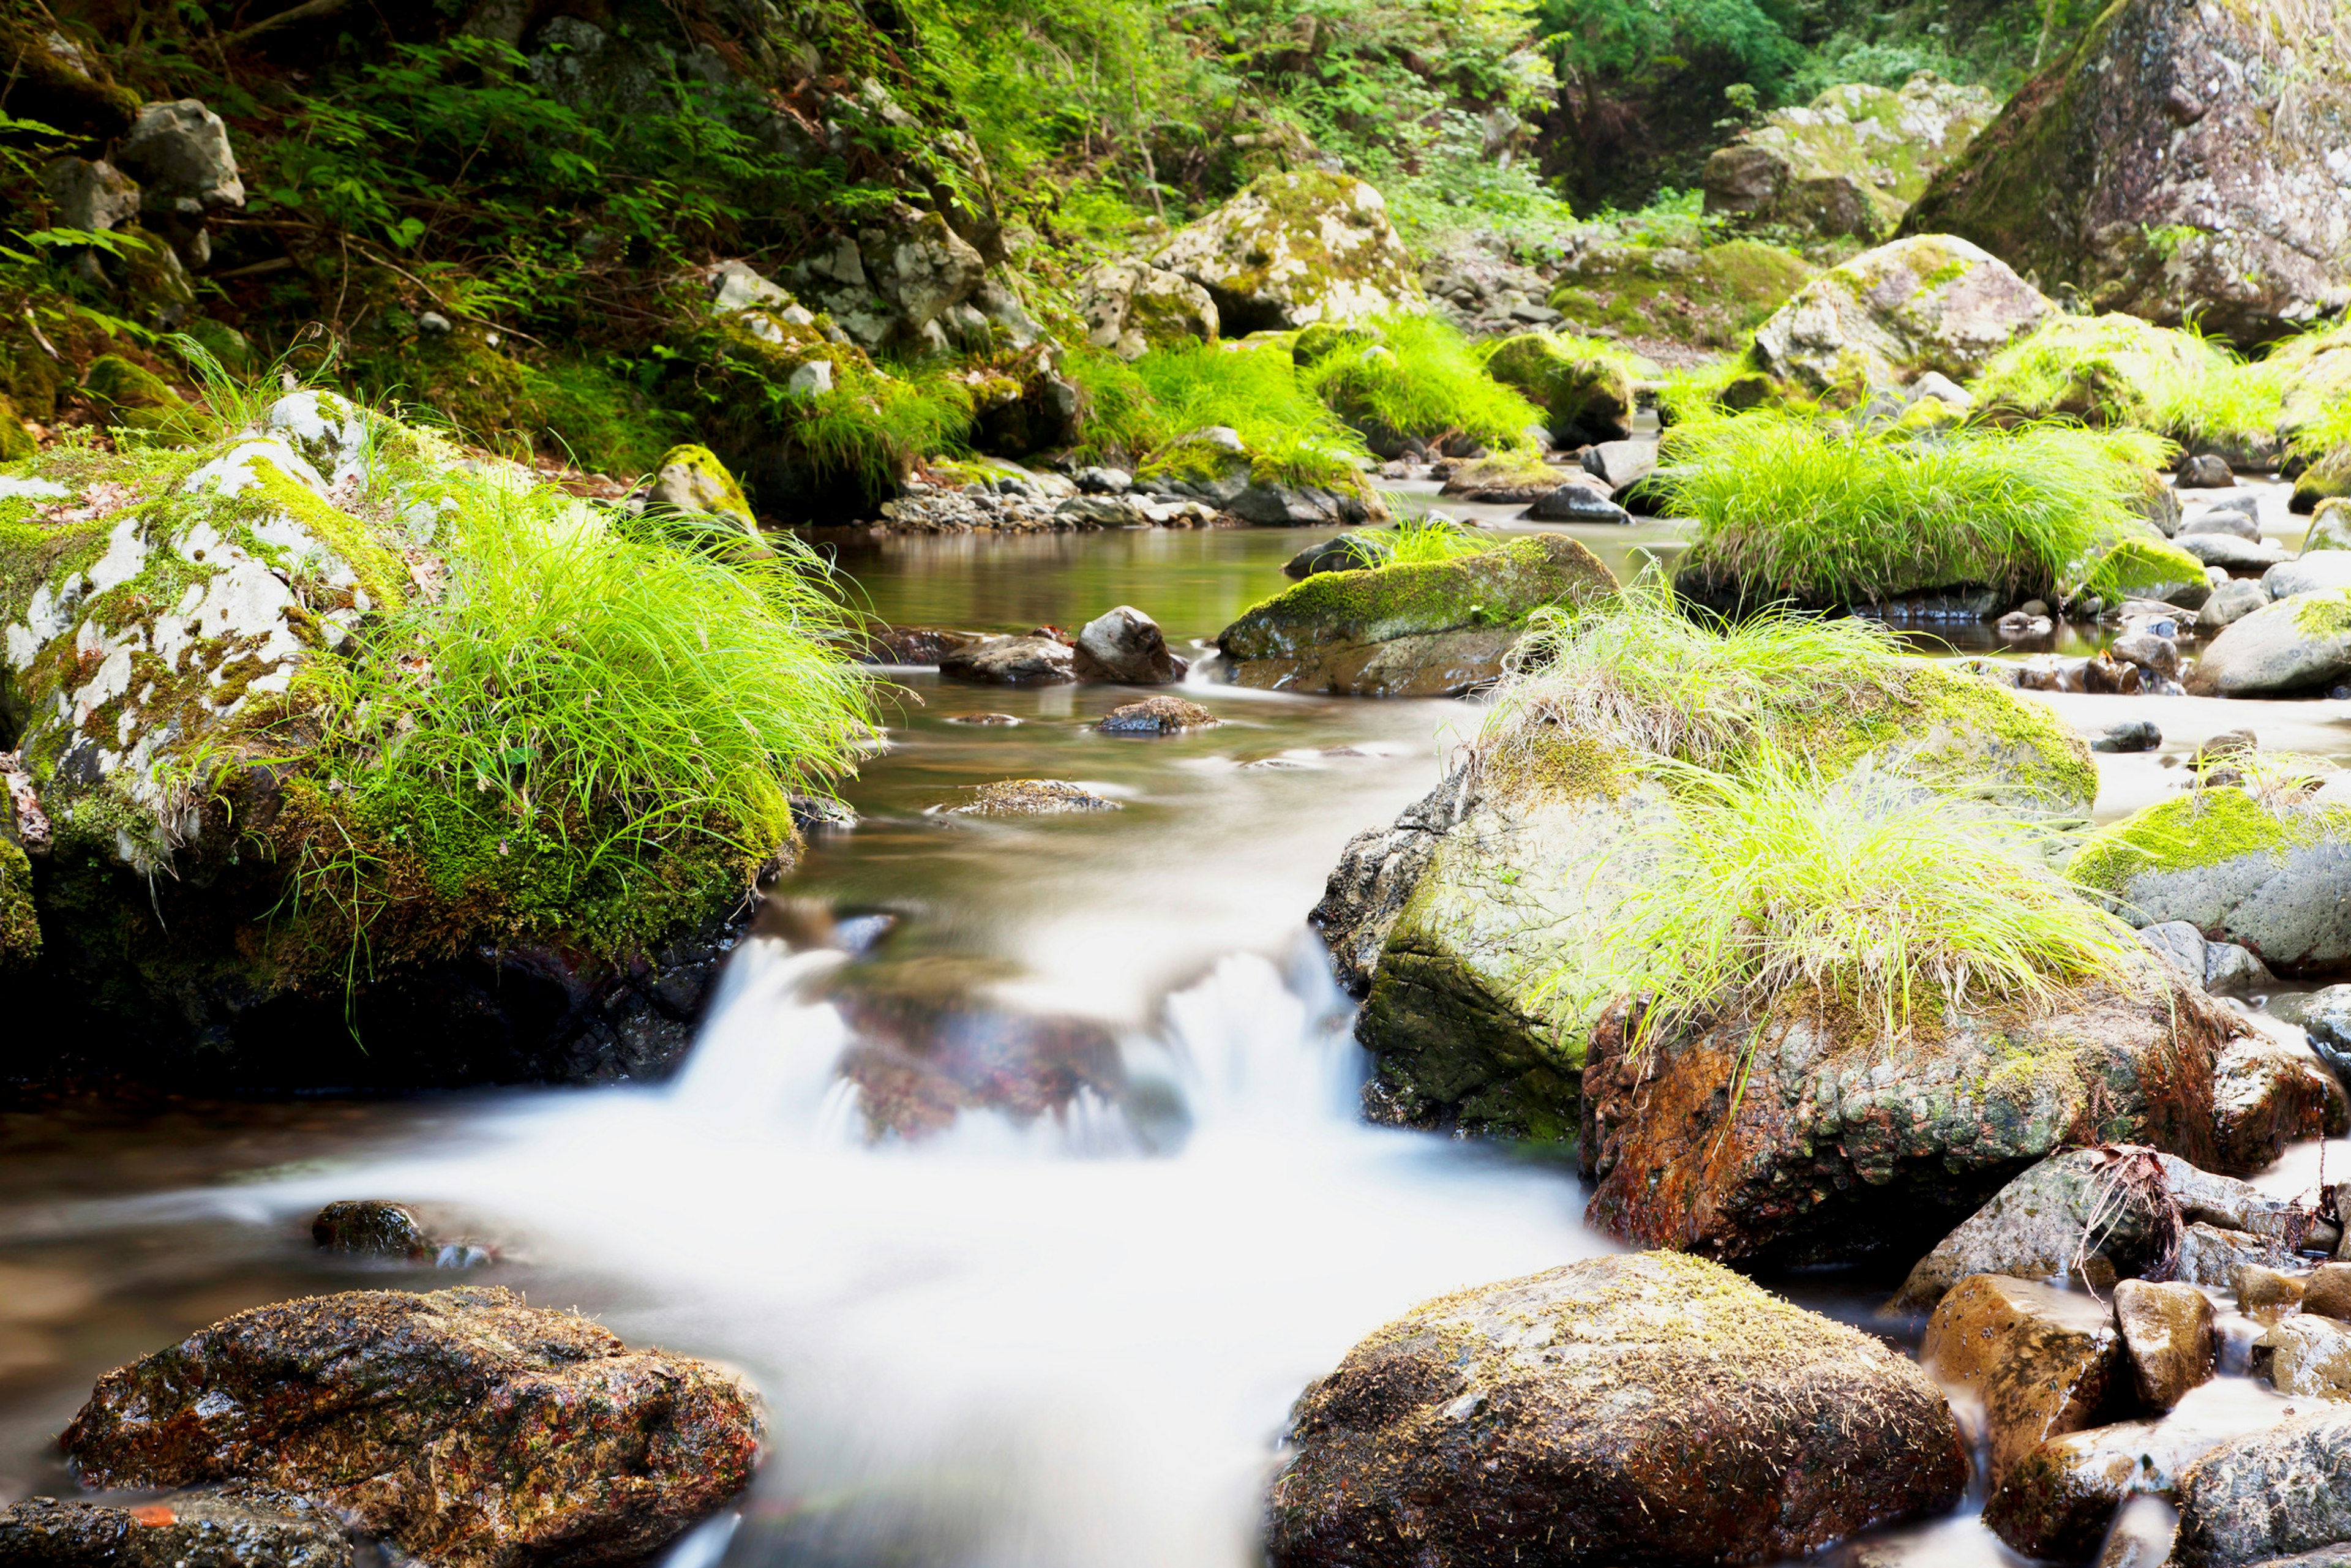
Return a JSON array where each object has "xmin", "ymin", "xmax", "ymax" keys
[
  {"xmin": 1663, "ymin": 411, "xmax": 2173, "ymax": 604},
  {"xmin": 1061, "ymin": 346, "xmax": 1169, "ymax": 464},
  {"xmin": 303, "ymin": 461, "xmax": 871, "ymax": 936},
  {"xmin": 519, "ymin": 359, "xmax": 691, "ymax": 479},
  {"xmin": 2083, "ymin": 536, "xmax": 2207, "ymax": 603},
  {"xmin": 1599, "ymin": 747, "xmax": 2141, "ymax": 1052},
  {"xmin": 1479, "ymin": 576, "xmax": 1909, "ymax": 773},
  {"xmin": 1298, "ymin": 312, "xmax": 1542, "ymax": 451},
  {"xmin": 1971, "ymin": 314, "xmax": 2284, "ymax": 445},
  {"xmin": 1132, "ymin": 339, "xmax": 1368, "ymax": 489},
  {"xmin": 790, "ymin": 361, "xmax": 975, "ymax": 497},
  {"xmin": 1345, "ymin": 514, "xmax": 1499, "ymax": 568}
]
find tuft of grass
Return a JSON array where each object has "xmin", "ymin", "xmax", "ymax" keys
[
  {"xmin": 1299, "ymin": 312, "xmax": 1542, "ymax": 450},
  {"xmin": 1662, "ymin": 411, "xmax": 2173, "ymax": 604},
  {"xmin": 1345, "ymin": 513, "xmax": 1499, "ymax": 568},
  {"xmin": 1061, "ymin": 345, "xmax": 1169, "ymax": 464},
  {"xmin": 1971, "ymin": 314, "xmax": 2284, "ymax": 445},
  {"xmin": 792, "ymin": 362, "xmax": 975, "ymax": 496},
  {"xmin": 1131, "ymin": 339, "xmax": 1368, "ymax": 489},
  {"xmin": 1596, "ymin": 747, "xmax": 2143, "ymax": 1053},
  {"xmin": 1479, "ymin": 574, "xmax": 1909, "ymax": 773}
]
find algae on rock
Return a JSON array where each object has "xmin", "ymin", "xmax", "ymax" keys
[{"xmin": 1703, "ymin": 75, "xmax": 1997, "ymax": 241}]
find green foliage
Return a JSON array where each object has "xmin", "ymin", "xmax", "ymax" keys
[
  {"xmin": 1300, "ymin": 312, "xmax": 1542, "ymax": 448},
  {"xmin": 519, "ymin": 359, "xmax": 692, "ymax": 480},
  {"xmin": 1972, "ymin": 315, "xmax": 2285, "ymax": 445},
  {"xmin": 790, "ymin": 364, "xmax": 977, "ymax": 497},
  {"xmin": 1663, "ymin": 411, "xmax": 2172, "ymax": 604},
  {"xmin": 1062, "ymin": 346, "xmax": 1171, "ymax": 462},
  {"xmin": 1598, "ymin": 746, "xmax": 2140, "ymax": 1052},
  {"xmin": 1132, "ymin": 340, "xmax": 1368, "ymax": 487},
  {"xmin": 1537, "ymin": 0, "xmax": 1802, "ymax": 96},
  {"xmin": 1348, "ymin": 513, "xmax": 1501, "ymax": 567}
]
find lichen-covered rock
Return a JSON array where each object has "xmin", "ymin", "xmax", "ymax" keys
[
  {"xmin": 2184, "ymin": 590, "xmax": 2351, "ymax": 697},
  {"xmin": 2071, "ymin": 785, "xmax": 2351, "ymax": 972},
  {"xmin": 1265, "ymin": 1252, "xmax": 1966, "ymax": 1568},
  {"xmin": 1750, "ymin": 234, "xmax": 2056, "ymax": 397},
  {"xmin": 939, "ymin": 632, "xmax": 1077, "ymax": 683},
  {"xmin": 785, "ymin": 200, "xmax": 994, "ymax": 354},
  {"xmin": 1215, "ymin": 533, "xmax": 1614, "ymax": 697},
  {"xmin": 1901, "ymin": 0, "xmax": 2351, "ymax": 343},
  {"xmin": 61, "ymin": 1286, "xmax": 762, "ymax": 1568},
  {"xmin": 1077, "ymin": 261, "xmax": 1218, "ymax": 359},
  {"xmin": 2173, "ymin": 1409, "xmax": 2351, "ymax": 1568},
  {"xmin": 1545, "ymin": 239, "xmax": 1817, "ymax": 350},
  {"xmin": 0, "ymin": 1484, "xmax": 351, "ymax": 1568},
  {"xmin": 1922, "ymin": 1275, "xmax": 2123, "ymax": 1482},
  {"xmin": 1480, "ymin": 332, "xmax": 1634, "ymax": 445},
  {"xmin": 116, "ymin": 99, "xmax": 246, "ymax": 216},
  {"xmin": 645, "ymin": 443, "xmax": 760, "ymax": 541},
  {"xmin": 2254, "ymin": 1315, "xmax": 2351, "ymax": 1400},
  {"xmin": 1152, "ymin": 170, "xmax": 1421, "ymax": 334},
  {"xmin": 1703, "ymin": 75, "xmax": 1997, "ymax": 240},
  {"xmin": 1098, "ymin": 695, "xmax": 1218, "ymax": 734},
  {"xmin": 943, "ymin": 779, "xmax": 1120, "ymax": 816},
  {"xmin": 2212, "ymin": 1033, "xmax": 2349, "ymax": 1170},
  {"xmin": 2090, "ymin": 536, "xmax": 2213, "ymax": 611}
]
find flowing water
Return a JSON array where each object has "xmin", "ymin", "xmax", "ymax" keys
[{"xmin": 3, "ymin": 495, "xmax": 2349, "ymax": 1568}]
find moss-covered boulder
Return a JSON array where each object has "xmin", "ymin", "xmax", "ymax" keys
[
  {"xmin": 81, "ymin": 353, "xmax": 200, "ymax": 441},
  {"xmin": 644, "ymin": 443, "xmax": 766, "ymax": 557},
  {"xmin": 1267, "ymin": 1253, "xmax": 1967, "ymax": 1568},
  {"xmin": 1151, "ymin": 170, "xmax": 1422, "ymax": 334},
  {"xmin": 1078, "ymin": 261, "xmax": 1219, "ymax": 359},
  {"xmin": 1138, "ymin": 424, "xmax": 1384, "ymax": 527},
  {"xmin": 1547, "ymin": 239, "xmax": 1815, "ymax": 350},
  {"xmin": 2088, "ymin": 536, "xmax": 2211, "ymax": 610},
  {"xmin": 1480, "ymin": 331, "xmax": 1635, "ymax": 445},
  {"xmin": 1703, "ymin": 74, "xmax": 1997, "ymax": 241},
  {"xmin": 2072, "ymin": 786, "xmax": 2351, "ymax": 972},
  {"xmin": 1901, "ymin": 0, "xmax": 2351, "ymax": 345},
  {"xmin": 1750, "ymin": 234, "xmax": 2056, "ymax": 397},
  {"xmin": 2184, "ymin": 588, "xmax": 2351, "ymax": 697},
  {"xmin": 0, "ymin": 391, "xmax": 859, "ymax": 1086},
  {"xmin": 1322, "ymin": 661, "xmax": 2102, "ymax": 1141},
  {"xmin": 1215, "ymin": 533, "xmax": 1615, "ymax": 697}
]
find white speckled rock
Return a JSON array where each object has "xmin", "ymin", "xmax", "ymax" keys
[
  {"xmin": 2186, "ymin": 590, "xmax": 2351, "ymax": 696},
  {"xmin": 1750, "ymin": 233, "xmax": 2055, "ymax": 394},
  {"xmin": 1153, "ymin": 170, "xmax": 1422, "ymax": 332}
]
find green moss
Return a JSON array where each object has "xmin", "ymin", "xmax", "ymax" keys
[
  {"xmin": 243, "ymin": 458, "xmax": 407, "ymax": 615},
  {"xmin": 83, "ymin": 355, "xmax": 201, "ymax": 443},
  {"xmin": 1137, "ymin": 431, "xmax": 1248, "ymax": 486},
  {"xmin": 1548, "ymin": 241, "xmax": 1816, "ymax": 350},
  {"xmin": 1484, "ymin": 731, "xmax": 1634, "ymax": 804},
  {"xmin": 2293, "ymin": 589, "xmax": 2351, "ymax": 638},
  {"xmin": 2083, "ymin": 536, "xmax": 2207, "ymax": 602},
  {"xmin": 0, "ymin": 397, "xmax": 34, "ymax": 463},
  {"xmin": 1878, "ymin": 661, "xmax": 2099, "ymax": 810},
  {"xmin": 1482, "ymin": 330, "xmax": 1639, "ymax": 442},
  {"xmin": 651, "ymin": 443, "xmax": 757, "ymax": 530},
  {"xmin": 1220, "ymin": 534, "xmax": 1615, "ymax": 658},
  {"xmin": 2068, "ymin": 786, "xmax": 2333, "ymax": 894},
  {"xmin": 0, "ymin": 838, "xmax": 38, "ymax": 972}
]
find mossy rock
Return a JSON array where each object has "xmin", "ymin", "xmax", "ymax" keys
[
  {"xmin": 1482, "ymin": 332, "xmax": 1635, "ymax": 446},
  {"xmin": 83, "ymin": 354, "xmax": 201, "ymax": 442},
  {"xmin": 0, "ymin": 397, "xmax": 34, "ymax": 463},
  {"xmin": 0, "ymin": 837, "xmax": 39, "ymax": 972},
  {"xmin": 647, "ymin": 443, "xmax": 762, "ymax": 550},
  {"xmin": 1216, "ymin": 533, "xmax": 1617, "ymax": 697},
  {"xmin": 1971, "ymin": 313, "xmax": 2245, "ymax": 441},
  {"xmin": 2071, "ymin": 786, "xmax": 2351, "ymax": 972},
  {"xmin": 1292, "ymin": 320, "xmax": 1385, "ymax": 368},
  {"xmin": 1547, "ymin": 241, "xmax": 1816, "ymax": 351},
  {"xmin": 1701, "ymin": 75, "xmax": 1998, "ymax": 241},
  {"xmin": 1750, "ymin": 234, "xmax": 2057, "ymax": 399},
  {"xmin": 2085, "ymin": 536, "xmax": 2210, "ymax": 609},
  {"xmin": 1151, "ymin": 169, "xmax": 1422, "ymax": 334}
]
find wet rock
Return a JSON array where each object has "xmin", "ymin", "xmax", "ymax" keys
[
  {"xmin": 2095, "ymin": 719, "xmax": 2163, "ymax": 753},
  {"xmin": 2254, "ymin": 1316, "xmax": 2351, "ymax": 1399},
  {"xmin": 1701, "ymin": 76, "xmax": 1997, "ymax": 241},
  {"xmin": 2212, "ymin": 1034, "xmax": 2347, "ymax": 1170},
  {"xmin": 312, "ymin": 1200, "xmax": 432, "ymax": 1260},
  {"xmin": 2265, "ymin": 554, "xmax": 2351, "ymax": 600},
  {"xmin": 2181, "ymin": 454, "xmax": 2237, "ymax": 489},
  {"xmin": 2199, "ymin": 579, "xmax": 2271, "ymax": 631},
  {"xmin": 2001, "ymin": 610, "xmax": 2057, "ymax": 639},
  {"xmin": 939, "ymin": 633, "xmax": 1077, "ymax": 685},
  {"xmin": 1482, "ymin": 334, "xmax": 1634, "ymax": 446},
  {"xmin": 2096, "ymin": 1493, "xmax": 2182, "ymax": 1568},
  {"xmin": 1900, "ymin": 0, "xmax": 2351, "ymax": 343},
  {"xmin": 1523, "ymin": 477, "xmax": 1631, "ymax": 524},
  {"xmin": 2239, "ymin": 1266, "xmax": 2307, "ymax": 1318},
  {"xmin": 1216, "ymin": 534, "xmax": 1616, "ymax": 698},
  {"xmin": 116, "ymin": 100, "xmax": 246, "ymax": 216},
  {"xmin": 1152, "ymin": 170, "xmax": 1420, "ymax": 334},
  {"xmin": 1097, "ymin": 696, "xmax": 1218, "ymax": 735},
  {"xmin": 2304, "ymin": 1264, "xmax": 2351, "ymax": 1322},
  {"xmin": 1988, "ymin": 1419, "xmax": 2211, "ymax": 1561},
  {"xmin": 1749, "ymin": 234, "xmax": 2055, "ymax": 396},
  {"xmin": 1921, "ymin": 1275, "xmax": 2122, "ymax": 1482},
  {"xmin": 2112, "ymin": 629, "xmax": 2181, "ymax": 679},
  {"xmin": 2173, "ymin": 1409, "xmax": 2351, "ymax": 1567},
  {"xmin": 942, "ymin": 779, "xmax": 1120, "ymax": 817},
  {"xmin": 61, "ymin": 1286, "xmax": 762, "ymax": 1568},
  {"xmin": 1071, "ymin": 605, "xmax": 1187, "ymax": 684},
  {"xmin": 1283, "ymin": 531, "xmax": 1385, "ymax": 578},
  {"xmin": 2115, "ymin": 1278, "xmax": 2217, "ymax": 1411},
  {"xmin": 2185, "ymin": 509, "xmax": 2262, "ymax": 542},
  {"xmin": 2175, "ymin": 1222, "xmax": 2307, "ymax": 1288},
  {"xmin": 2177, "ymin": 534, "xmax": 2287, "ymax": 573},
  {"xmin": 1890, "ymin": 1149, "xmax": 2187, "ymax": 1313},
  {"xmin": 1265, "ymin": 1252, "xmax": 1966, "ymax": 1568},
  {"xmin": 0, "ymin": 1484, "xmax": 351, "ymax": 1567},
  {"xmin": 1580, "ymin": 438, "xmax": 1655, "ymax": 493},
  {"xmin": 860, "ymin": 624, "xmax": 981, "ymax": 664},
  {"xmin": 2295, "ymin": 984, "xmax": 2351, "ymax": 1081}
]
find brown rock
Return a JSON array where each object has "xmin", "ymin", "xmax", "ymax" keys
[
  {"xmin": 2252, "ymin": 1315, "xmax": 2351, "ymax": 1400},
  {"xmin": 2212, "ymin": 1035, "xmax": 2350, "ymax": 1172},
  {"xmin": 0, "ymin": 1484, "xmax": 351, "ymax": 1568},
  {"xmin": 941, "ymin": 779, "xmax": 1121, "ymax": 817},
  {"xmin": 859, "ymin": 623, "xmax": 981, "ymax": 664},
  {"xmin": 1921, "ymin": 1275, "xmax": 2122, "ymax": 1482},
  {"xmin": 2174, "ymin": 1408, "xmax": 2351, "ymax": 1567},
  {"xmin": 59, "ymin": 1286, "xmax": 762, "ymax": 1568},
  {"xmin": 2237, "ymin": 1264, "xmax": 2308, "ymax": 1318},
  {"xmin": 1266, "ymin": 1251, "xmax": 1965, "ymax": 1568},
  {"xmin": 2305, "ymin": 1263, "xmax": 2351, "ymax": 1321},
  {"xmin": 312, "ymin": 1199, "xmax": 431, "ymax": 1260},
  {"xmin": 1097, "ymin": 696, "xmax": 1218, "ymax": 734},
  {"xmin": 939, "ymin": 633, "xmax": 1077, "ymax": 684},
  {"xmin": 2115, "ymin": 1278, "xmax": 2217, "ymax": 1411},
  {"xmin": 2178, "ymin": 1223, "xmax": 2306, "ymax": 1289},
  {"xmin": 1985, "ymin": 1420, "xmax": 2169, "ymax": 1560}
]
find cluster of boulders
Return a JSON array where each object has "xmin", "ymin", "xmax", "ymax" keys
[
  {"xmin": 875, "ymin": 465, "xmax": 1223, "ymax": 533},
  {"xmin": 1703, "ymin": 73, "xmax": 1996, "ymax": 241}
]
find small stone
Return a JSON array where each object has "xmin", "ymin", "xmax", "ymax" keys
[
  {"xmin": 1071, "ymin": 605, "xmax": 1187, "ymax": 684},
  {"xmin": 2113, "ymin": 1278, "xmax": 2216, "ymax": 1411},
  {"xmin": 944, "ymin": 779, "xmax": 1120, "ymax": 816},
  {"xmin": 788, "ymin": 359, "xmax": 834, "ymax": 396},
  {"xmin": 313, "ymin": 1199, "xmax": 432, "ymax": 1260},
  {"xmin": 417, "ymin": 310, "xmax": 452, "ymax": 336},
  {"xmin": 2237, "ymin": 1263, "xmax": 2308, "ymax": 1316},
  {"xmin": 2191, "ymin": 729, "xmax": 2258, "ymax": 768},
  {"xmin": 2252, "ymin": 1314, "xmax": 2351, "ymax": 1398},
  {"xmin": 944, "ymin": 711, "xmax": 1021, "ymax": 726},
  {"xmin": 2179, "ymin": 452, "xmax": 2236, "ymax": 488},
  {"xmin": 1098, "ymin": 696, "xmax": 1218, "ymax": 734},
  {"xmin": 1999, "ymin": 610, "xmax": 2056, "ymax": 639},
  {"xmin": 2197, "ymin": 577, "xmax": 2270, "ymax": 631},
  {"xmin": 1524, "ymin": 478, "xmax": 1632, "ymax": 524},
  {"xmin": 2093, "ymin": 718, "xmax": 2162, "ymax": 752},
  {"xmin": 2018, "ymin": 599, "xmax": 2051, "ymax": 617}
]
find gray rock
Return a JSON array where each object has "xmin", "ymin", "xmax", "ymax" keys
[
  {"xmin": 2175, "ymin": 533, "xmax": 2287, "ymax": 571},
  {"xmin": 1579, "ymin": 438, "xmax": 1657, "ymax": 492},
  {"xmin": 1750, "ymin": 234, "xmax": 2055, "ymax": 394},
  {"xmin": 2295, "ymin": 983, "xmax": 2351, "ymax": 1081},
  {"xmin": 2185, "ymin": 508, "xmax": 2262, "ymax": 541},
  {"xmin": 1283, "ymin": 532, "xmax": 1385, "ymax": 578},
  {"xmin": 2095, "ymin": 718, "xmax": 2164, "ymax": 753},
  {"xmin": 2175, "ymin": 1220, "xmax": 2307, "ymax": 1287},
  {"xmin": 1231, "ymin": 479, "xmax": 1377, "ymax": 527},
  {"xmin": 1053, "ymin": 494, "xmax": 1152, "ymax": 528},
  {"xmin": 1524, "ymin": 479, "xmax": 1632, "ymax": 524},
  {"xmin": 938, "ymin": 634, "xmax": 1076, "ymax": 684},
  {"xmin": 1153, "ymin": 170, "xmax": 1420, "ymax": 332},
  {"xmin": 0, "ymin": 1485, "xmax": 351, "ymax": 1567},
  {"xmin": 39, "ymin": 157, "xmax": 140, "ymax": 233},
  {"xmin": 2142, "ymin": 920, "xmax": 2211, "ymax": 980},
  {"xmin": 1071, "ymin": 605, "xmax": 1187, "ymax": 685},
  {"xmin": 2174, "ymin": 1409, "xmax": 2351, "ymax": 1568},
  {"xmin": 2303, "ymin": 500, "xmax": 2351, "ymax": 555},
  {"xmin": 943, "ymin": 779, "xmax": 1120, "ymax": 816},
  {"xmin": 2111, "ymin": 629, "xmax": 2180, "ymax": 678},
  {"xmin": 2185, "ymin": 593, "xmax": 2351, "ymax": 696},
  {"xmin": 1074, "ymin": 467, "xmax": 1132, "ymax": 494},
  {"xmin": 2199, "ymin": 577, "xmax": 2271, "ymax": 631},
  {"xmin": 2253, "ymin": 1315, "xmax": 2351, "ymax": 1399},
  {"xmin": 1910, "ymin": 370, "xmax": 1974, "ymax": 408},
  {"xmin": 2180, "ymin": 454, "xmax": 2237, "ymax": 488},
  {"xmin": 707, "ymin": 260, "xmax": 793, "ymax": 314},
  {"xmin": 116, "ymin": 100, "xmax": 245, "ymax": 215},
  {"xmin": 2203, "ymin": 941, "xmax": 2276, "ymax": 992},
  {"xmin": 2265, "ymin": 553, "xmax": 2351, "ymax": 599}
]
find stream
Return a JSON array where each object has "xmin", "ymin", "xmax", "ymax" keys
[{"xmin": 2, "ymin": 491, "xmax": 2349, "ymax": 1568}]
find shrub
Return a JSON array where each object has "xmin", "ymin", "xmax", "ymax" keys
[
  {"xmin": 1662, "ymin": 411, "xmax": 2173, "ymax": 604},
  {"xmin": 1971, "ymin": 314, "xmax": 2284, "ymax": 445},
  {"xmin": 1132, "ymin": 339, "xmax": 1368, "ymax": 489},
  {"xmin": 1299, "ymin": 312, "xmax": 1542, "ymax": 450}
]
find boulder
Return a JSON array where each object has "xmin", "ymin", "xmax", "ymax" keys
[
  {"xmin": 2114, "ymin": 1278, "xmax": 2217, "ymax": 1411},
  {"xmin": 1524, "ymin": 477, "xmax": 1632, "ymax": 524},
  {"xmin": 39, "ymin": 156, "xmax": 140, "ymax": 234},
  {"xmin": 2185, "ymin": 509, "xmax": 2262, "ymax": 542},
  {"xmin": 1921, "ymin": 1275, "xmax": 2122, "ymax": 1481},
  {"xmin": 2267, "ymin": 554, "xmax": 2351, "ymax": 599},
  {"xmin": 2175, "ymin": 1221, "xmax": 2307, "ymax": 1288},
  {"xmin": 1215, "ymin": 533, "xmax": 1616, "ymax": 698},
  {"xmin": 1436, "ymin": 453, "xmax": 1578, "ymax": 504},
  {"xmin": 1481, "ymin": 332, "xmax": 1634, "ymax": 445},
  {"xmin": 2091, "ymin": 537, "xmax": 2213, "ymax": 611},
  {"xmin": 2173, "ymin": 1409, "xmax": 2351, "ymax": 1567},
  {"xmin": 0, "ymin": 1485, "xmax": 351, "ymax": 1567},
  {"xmin": 1265, "ymin": 1252, "xmax": 1965, "ymax": 1568},
  {"xmin": 115, "ymin": 99, "xmax": 245, "ymax": 216},
  {"xmin": 1098, "ymin": 695, "xmax": 1218, "ymax": 734},
  {"xmin": 1900, "ymin": 0, "xmax": 2351, "ymax": 343},
  {"xmin": 1582, "ymin": 959, "xmax": 2232, "ymax": 1264},
  {"xmin": 2307, "ymin": 1263, "xmax": 2351, "ymax": 1321},
  {"xmin": 644, "ymin": 443, "xmax": 764, "ymax": 552},
  {"xmin": 1283, "ymin": 531, "xmax": 1386, "ymax": 578},
  {"xmin": 1071, "ymin": 605, "xmax": 1186, "ymax": 684},
  {"xmin": 939, "ymin": 633, "xmax": 1077, "ymax": 684},
  {"xmin": 2186, "ymin": 590, "xmax": 2351, "ymax": 695},
  {"xmin": 1545, "ymin": 239, "xmax": 1818, "ymax": 351},
  {"xmin": 2199, "ymin": 579, "xmax": 2271, "ymax": 631},
  {"xmin": 1151, "ymin": 170, "xmax": 1420, "ymax": 334},
  {"xmin": 2176, "ymin": 533, "xmax": 2287, "ymax": 572},
  {"xmin": 2253, "ymin": 1316, "xmax": 2351, "ymax": 1400},
  {"xmin": 2071, "ymin": 785, "xmax": 2351, "ymax": 971},
  {"xmin": 2212, "ymin": 1033, "xmax": 2349, "ymax": 1171},
  {"xmin": 1076, "ymin": 261, "xmax": 1219, "ymax": 359},
  {"xmin": 60, "ymin": 1286, "xmax": 761, "ymax": 1568},
  {"xmin": 942, "ymin": 779, "xmax": 1120, "ymax": 817},
  {"xmin": 1749, "ymin": 234, "xmax": 2056, "ymax": 397},
  {"xmin": 2181, "ymin": 454, "xmax": 2237, "ymax": 489},
  {"xmin": 787, "ymin": 201, "xmax": 989, "ymax": 354},
  {"xmin": 1702, "ymin": 75, "xmax": 1998, "ymax": 240}
]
